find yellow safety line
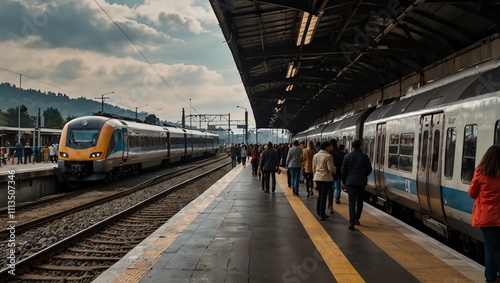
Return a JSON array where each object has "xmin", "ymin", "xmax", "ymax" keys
[
  {"xmin": 276, "ymin": 171, "xmax": 365, "ymax": 283},
  {"xmin": 111, "ymin": 166, "xmax": 243, "ymax": 283}
]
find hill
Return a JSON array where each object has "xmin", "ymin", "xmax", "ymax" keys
[{"xmin": 0, "ymin": 82, "xmax": 152, "ymax": 124}]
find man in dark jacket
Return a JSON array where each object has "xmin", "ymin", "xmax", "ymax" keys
[
  {"xmin": 341, "ymin": 139, "xmax": 372, "ymax": 230},
  {"xmin": 260, "ymin": 142, "xmax": 279, "ymax": 193},
  {"xmin": 329, "ymin": 139, "xmax": 345, "ymax": 213}
]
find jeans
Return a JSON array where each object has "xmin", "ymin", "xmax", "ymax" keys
[
  {"xmin": 347, "ymin": 185, "xmax": 365, "ymax": 226},
  {"xmin": 289, "ymin": 168, "xmax": 301, "ymax": 195},
  {"xmin": 316, "ymin": 181, "xmax": 332, "ymax": 218},
  {"xmin": 480, "ymin": 226, "xmax": 500, "ymax": 283},
  {"xmin": 333, "ymin": 178, "xmax": 342, "ymax": 202},
  {"xmin": 327, "ymin": 185, "xmax": 334, "ymax": 209},
  {"xmin": 304, "ymin": 173, "xmax": 313, "ymax": 193}
]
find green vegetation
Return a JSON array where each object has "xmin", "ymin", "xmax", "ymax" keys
[{"xmin": 0, "ymin": 82, "xmax": 146, "ymax": 128}]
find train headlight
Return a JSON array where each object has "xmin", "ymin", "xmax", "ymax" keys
[
  {"xmin": 89, "ymin": 152, "xmax": 102, "ymax": 158},
  {"xmin": 60, "ymin": 152, "xmax": 69, "ymax": 158}
]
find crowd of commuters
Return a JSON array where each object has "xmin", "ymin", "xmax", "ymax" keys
[
  {"xmin": 226, "ymin": 140, "xmax": 497, "ymax": 282},
  {"xmin": 2, "ymin": 139, "xmax": 59, "ymax": 165}
]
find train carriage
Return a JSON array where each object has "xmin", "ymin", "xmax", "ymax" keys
[
  {"xmin": 57, "ymin": 115, "xmax": 220, "ymax": 182},
  {"xmin": 292, "ymin": 57, "xmax": 500, "ymax": 250}
]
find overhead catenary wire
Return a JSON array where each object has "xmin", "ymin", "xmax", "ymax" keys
[
  {"xmin": 92, "ymin": 0, "xmax": 200, "ymax": 115},
  {"xmin": 0, "ymin": 66, "xmax": 80, "ymax": 98}
]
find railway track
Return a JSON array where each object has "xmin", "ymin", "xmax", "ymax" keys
[
  {"xmin": 0, "ymin": 158, "xmax": 229, "ymax": 279},
  {"xmin": 0, "ymin": 155, "xmax": 228, "ymax": 236}
]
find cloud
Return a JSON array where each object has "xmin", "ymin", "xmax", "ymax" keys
[
  {"xmin": 0, "ymin": 0, "xmax": 182, "ymax": 56},
  {"xmin": 0, "ymin": 0, "xmax": 253, "ymax": 124}
]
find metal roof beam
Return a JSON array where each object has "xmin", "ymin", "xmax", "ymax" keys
[{"xmin": 254, "ymin": 0, "xmax": 321, "ymax": 15}]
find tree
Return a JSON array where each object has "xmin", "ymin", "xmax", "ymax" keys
[
  {"xmin": 64, "ymin": 115, "xmax": 77, "ymax": 125},
  {"xmin": 3, "ymin": 106, "xmax": 32, "ymax": 127},
  {"xmin": 145, "ymin": 114, "xmax": 158, "ymax": 124},
  {"xmin": 43, "ymin": 107, "xmax": 64, "ymax": 129}
]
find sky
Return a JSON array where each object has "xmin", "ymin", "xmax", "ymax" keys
[{"xmin": 0, "ymin": 0, "xmax": 254, "ymax": 130}]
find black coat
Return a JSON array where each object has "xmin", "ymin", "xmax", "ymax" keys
[
  {"xmin": 329, "ymin": 147, "xmax": 345, "ymax": 180},
  {"xmin": 260, "ymin": 148, "xmax": 279, "ymax": 171},
  {"xmin": 341, "ymin": 148, "xmax": 372, "ymax": 186}
]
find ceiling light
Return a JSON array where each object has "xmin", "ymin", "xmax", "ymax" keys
[
  {"xmin": 286, "ymin": 61, "xmax": 298, "ymax": 78},
  {"xmin": 296, "ymin": 11, "xmax": 322, "ymax": 46},
  {"xmin": 285, "ymin": 84, "xmax": 294, "ymax": 91}
]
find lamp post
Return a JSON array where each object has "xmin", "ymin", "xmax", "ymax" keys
[
  {"xmin": 135, "ymin": 105, "xmax": 148, "ymax": 119},
  {"xmin": 236, "ymin": 106, "xmax": 248, "ymax": 145},
  {"xmin": 94, "ymin": 91, "xmax": 114, "ymax": 113}
]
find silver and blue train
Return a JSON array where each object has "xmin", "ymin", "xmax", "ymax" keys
[
  {"xmin": 57, "ymin": 115, "xmax": 220, "ymax": 182},
  {"xmin": 294, "ymin": 57, "xmax": 500, "ymax": 251}
]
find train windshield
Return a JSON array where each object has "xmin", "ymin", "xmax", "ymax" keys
[{"xmin": 67, "ymin": 129, "xmax": 100, "ymax": 149}]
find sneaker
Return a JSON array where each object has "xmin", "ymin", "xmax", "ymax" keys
[
  {"xmin": 356, "ymin": 220, "xmax": 361, "ymax": 225},
  {"xmin": 336, "ymin": 200, "xmax": 341, "ymax": 204},
  {"xmin": 306, "ymin": 192, "xmax": 310, "ymax": 197}
]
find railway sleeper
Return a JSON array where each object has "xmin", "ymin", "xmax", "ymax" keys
[
  {"xmin": 67, "ymin": 247, "xmax": 129, "ymax": 254},
  {"xmin": 83, "ymin": 238, "xmax": 136, "ymax": 245},
  {"xmin": 96, "ymin": 234, "xmax": 146, "ymax": 240},
  {"xmin": 34, "ymin": 264, "xmax": 111, "ymax": 271},
  {"xmin": 77, "ymin": 243, "xmax": 138, "ymax": 250},
  {"xmin": 52, "ymin": 254, "xmax": 122, "ymax": 261},
  {"xmin": 15, "ymin": 274, "xmax": 94, "ymax": 281}
]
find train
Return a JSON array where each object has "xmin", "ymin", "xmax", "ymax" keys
[
  {"xmin": 57, "ymin": 115, "xmax": 221, "ymax": 182},
  {"xmin": 294, "ymin": 57, "xmax": 500, "ymax": 254}
]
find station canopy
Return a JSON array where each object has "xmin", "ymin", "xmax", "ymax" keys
[{"xmin": 210, "ymin": 0, "xmax": 500, "ymax": 134}]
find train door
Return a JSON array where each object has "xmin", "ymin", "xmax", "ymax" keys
[
  {"xmin": 417, "ymin": 113, "xmax": 446, "ymax": 224},
  {"xmin": 374, "ymin": 123, "xmax": 386, "ymax": 190},
  {"xmin": 121, "ymin": 128, "xmax": 128, "ymax": 162},
  {"xmin": 166, "ymin": 132, "xmax": 170, "ymax": 159}
]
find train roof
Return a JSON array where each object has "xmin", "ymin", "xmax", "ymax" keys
[
  {"xmin": 365, "ymin": 59, "xmax": 500, "ymax": 123},
  {"xmin": 67, "ymin": 116, "xmax": 217, "ymax": 137}
]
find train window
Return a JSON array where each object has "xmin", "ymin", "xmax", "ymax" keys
[
  {"xmin": 444, "ymin": 128, "xmax": 457, "ymax": 179},
  {"xmin": 369, "ymin": 136, "xmax": 375, "ymax": 161},
  {"xmin": 388, "ymin": 133, "xmax": 399, "ymax": 169},
  {"xmin": 67, "ymin": 129, "xmax": 100, "ymax": 149},
  {"xmin": 364, "ymin": 137, "xmax": 375, "ymax": 161},
  {"xmin": 399, "ymin": 133, "xmax": 414, "ymax": 173},
  {"xmin": 421, "ymin": 130, "xmax": 429, "ymax": 171},
  {"xmin": 495, "ymin": 120, "xmax": 500, "ymax": 145},
  {"xmin": 431, "ymin": 130, "xmax": 440, "ymax": 173},
  {"xmin": 461, "ymin": 124, "xmax": 477, "ymax": 183}
]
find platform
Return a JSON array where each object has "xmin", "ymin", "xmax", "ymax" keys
[
  {"xmin": 0, "ymin": 160, "xmax": 58, "ymax": 175},
  {"xmin": 95, "ymin": 165, "xmax": 484, "ymax": 283}
]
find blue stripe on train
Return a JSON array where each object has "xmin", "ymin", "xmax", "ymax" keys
[{"xmin": 367, "ymin": 171, "xmax": 473, "ymax": 214}]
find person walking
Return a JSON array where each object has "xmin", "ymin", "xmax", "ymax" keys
[
  {"xmin": 313, "ymin": 141, "xmax": 336, "ymax": 220},
  {"xmin": 302, "ymin": 140, "xmax": 317, "ymax": 197},
  {"xmin": 250, "ymin": 144, "xmax": 260, "ymax": 175},
  {"xmin": 329, "ymin": 139, "xmax": 345, "ymax": 212},
  {"xmin": 341, "ymin": 139, "xmax": 372, "ymax": 230},
  {"xmin": 229, "ymin": 144, "xmax": 236, "ymax": 168},
  {"xmin": 286, "ymin": 140, "xmax": 303, "ymax": 196},
  {"xmin": 468, "ymin": 145, "xmax": 500, "ymax": 283},
  {"xmin": 240, "ymin": 145, "xmax": 248, "ymax": 167},
  {"xmin": 260, "ymin": 142, "xmax": 279, "ymax": 193}
]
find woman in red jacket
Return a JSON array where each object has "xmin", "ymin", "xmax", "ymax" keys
[{"xmin": 468, "ymin": 145, "xmax": 500, "ymax": 283}]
